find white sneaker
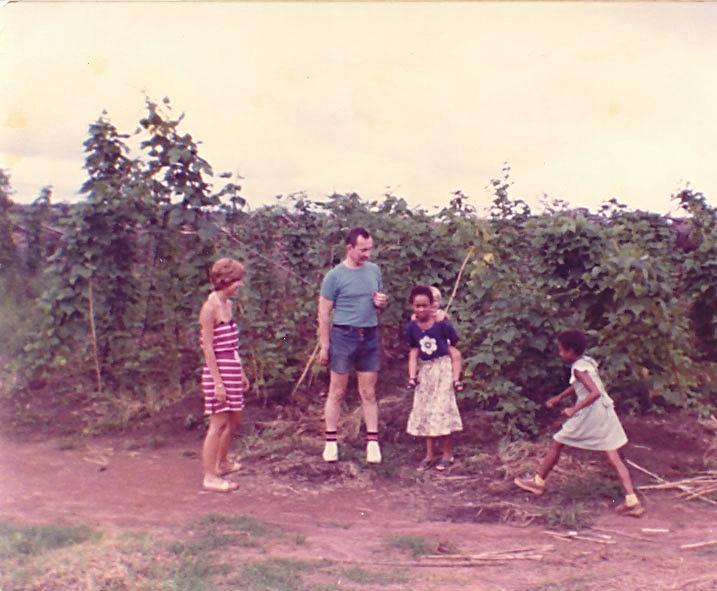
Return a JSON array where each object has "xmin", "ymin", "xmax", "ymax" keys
[
  {"xmin": 322, "ymin": 441, "xmax": 338, "ymax": 462},
  {"xmin": 366, "ymin": 440, "xmax": 382, "ymax": 464}
]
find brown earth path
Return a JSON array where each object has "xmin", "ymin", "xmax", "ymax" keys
[{"xmin": 2, "ymin": 435, "xmax": 717, "ymax": 591}]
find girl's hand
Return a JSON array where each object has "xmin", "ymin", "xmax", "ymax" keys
[
  {"xmin": 242, "ymin": 374, "xmax": 250, "ymax": 391},
  {"xmin": 546, "ymin": 396, "xmax": 561, "ymax": 409},
  {"xmin": 562, "ymin": 406, "xmax": 577, "ymax": 418},
  {"xmin": 215, "ymin": 383, "xmax": 227, "ymax": 403}
]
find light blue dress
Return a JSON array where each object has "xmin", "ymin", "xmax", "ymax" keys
[{"xmin": 554, "ymin": 356, "xmax": 628, "ymax": 451}]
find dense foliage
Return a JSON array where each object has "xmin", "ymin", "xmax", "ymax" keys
[{"xmin": 1, "ymin": 100, "xmax": 715, "ymax": 436}]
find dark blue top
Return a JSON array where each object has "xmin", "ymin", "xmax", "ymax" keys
[{"xmin": 404, "ymin": 319, "xmax": 459, "ymax": 361}]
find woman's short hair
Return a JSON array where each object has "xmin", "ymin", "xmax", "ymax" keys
[
  {"xmin": 557, "ymin": 329, "xmax": 587, "ymax": 356},
  {"xmin": 210, "ymin": 258, "xmax": 245, "ymax": 291}
]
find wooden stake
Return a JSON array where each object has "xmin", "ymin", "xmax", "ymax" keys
[
  {"xmin": 445, "ymin": 247, "xmax": 475, "ymax": 312},
  {"xmin": 87, "ymin": 278, "xmax": 102, "ymax": 394},
  {"xmin": 291, "ymin": 341, "xmax": 320, "ymax": 398}
]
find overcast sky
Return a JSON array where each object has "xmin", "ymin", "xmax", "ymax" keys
[{"xmin": 2, "ymin": 2, "xmax": 716, "ymax": 215}]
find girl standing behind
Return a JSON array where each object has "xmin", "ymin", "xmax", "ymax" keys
[
  {"xmin": 514, "ymin": 329, "xmax": 644, "ymax": 516},
  {"xmin": 405, "ymin": 285, "xmax": 463, "ymax": 471},
  {"xmin": 199, "ymin": 258, "xmax": 249, "ymax": 492},
  {"xmin": 428, "ymin": 286, "xmax": 464, "ymax": 392}
]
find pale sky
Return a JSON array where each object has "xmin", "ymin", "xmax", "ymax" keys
[{"xmin": 2, "ymin": 1, "xmax": 716, "ymax": 215}]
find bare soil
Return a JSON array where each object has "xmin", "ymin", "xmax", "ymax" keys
[{"xmin": 2, "ymin": 404, "xmax": 717, "ymax": 591}]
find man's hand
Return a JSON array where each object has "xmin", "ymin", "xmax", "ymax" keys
[
  {"xmin": 318, "ymin": 346, "xmax": 329, "ymax": 367},
  {"xmin": 372, "ymin": 291, "xmax": 388, "ymax": 309}
]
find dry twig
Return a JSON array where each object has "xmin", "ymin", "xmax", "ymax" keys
[
  {"xmin": 542, "ymin": 530, "xmax": 616, "ymax": 545},
  {"xmin": 291, "ymin": 341, "xmax": 320, "ymax": 398},
  {"xmin": 680, "ymin": 540, "xmax": 717, "ymax": 550},
  {"xmin": 628, "ymin": 459, "xmax": 717, "ymax": 506}
]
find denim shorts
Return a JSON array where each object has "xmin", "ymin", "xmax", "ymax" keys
[{"xmin": 329, "ymin": 325, "xmax": 381, "ymax": 374}]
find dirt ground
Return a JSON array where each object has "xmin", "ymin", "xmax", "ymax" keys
[{"xmin": 2, "ymin": 407, "xmax": 717, "ymax": 591}]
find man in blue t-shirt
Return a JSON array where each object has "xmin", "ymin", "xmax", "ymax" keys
[{"xmin": 318, "ymin": 227, "xmax": 388, "ymax": 464}]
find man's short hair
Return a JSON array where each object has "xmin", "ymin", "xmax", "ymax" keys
[
  {"xmin": 557, "ymin": 329, "xmax": 587, "ymax": 356},
  {"xmin": 345, "ymin": 227, "xmax": 371, "ymax": 247}
]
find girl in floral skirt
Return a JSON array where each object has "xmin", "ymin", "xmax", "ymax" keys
[{"xmin": 405, "ymin": 285, "xmax": 463, "ymax": 471}]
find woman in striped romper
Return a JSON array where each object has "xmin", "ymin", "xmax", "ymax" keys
[{"xmin": 199, "ymin": 258, "xmax": 249, "ymax": 492}]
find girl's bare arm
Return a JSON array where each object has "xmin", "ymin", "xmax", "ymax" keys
[
  {"xmin": 547, "ymin": 385, "xmax": 575, "ymax": 408},
  {"xmin": 564, "ymin": 370, "xmax": 601, "ymax": 415},
  {"xmin": 408, "ymin": 349, "xmax": 419, "ymax": 382},
  {"xmin": 199, "ymin": 300, "xmax": 225, "ymax": 401}
]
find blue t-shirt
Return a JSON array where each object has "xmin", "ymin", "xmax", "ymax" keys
[
  {"xmin": 404, "ymin": 319, "xmax": 459, "ymax": 361},
  {"xmin": 320, "ymin": 262, "xmax": 383, "ymax": 327}
]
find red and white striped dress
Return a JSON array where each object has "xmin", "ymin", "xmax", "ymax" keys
[{"xmin": 202, "ymin": 320, "xmax": 245, "ymax": 414}]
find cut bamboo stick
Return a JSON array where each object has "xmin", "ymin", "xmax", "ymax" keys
[
  {"xmin": 591, "ymin": 526, "xmax": 656, "ymax": 543},
  {"xmin": 627, "ymin": 459, "xmax": 717, "ymax": 506},
  {"xmin": 542, "ymin": 531, "xmax": 616, "ymax": 545},
  {"xmin": 290, "ymin": 340, "xmax": 320, "ymax": 398},
  {"xmin": 680, "ymin": 540, "xmax": 717, "ymax": 550},
  {"xmin": 423, "ymin": 544, "xmax": 553, "ymax": 560},
  {"xmin": 445, "ymin": 246, "xmax": 475, "ymax": 312}
]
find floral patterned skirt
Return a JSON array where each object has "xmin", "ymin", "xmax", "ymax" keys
[{"xmin": 407, "ymin": 355, "xmax": 463, "ymax": 437}]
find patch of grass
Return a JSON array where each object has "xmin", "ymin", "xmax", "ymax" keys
[
  {"xmin": 241, "ymin": 433, "xmax": 316, "ymax": 461},
  {"xmin": 0, "ymin": 527, "xmax": 212, "ymax": 591},
  {"xmin": 338, "ymin": 565, "xmax": 409, "ymax": 585},
  {"xmin": 543, "ymin": 503, "xmax": 592, "ymax": 530},
  {"xmin": 169, "ymin": 513, "xmax": 279, "ymax": 562},
  {"xmin": 195, "ymin": 512, "xmax": 275, "ymax": 538},
  {"xmin": 0, "ymin": 521, "xmax": 101, "ymax": 560},
  {"xmin": 165, "ymin": 553, "xmax": 217, "ymax": 591},
  {"xmin": 362, "ymin": 443, "xmax": 411, "ymax": 478},
  {"xmin": 385, "ymin": 534, "xmax": 435, "ymax": 559},
  {"xmin": 560, "ymin": 474, "xmax": 622, "ymax": 503},
  {"xmin": 231, "ymin": 557, "xmax": 329, "ymax": 591}
]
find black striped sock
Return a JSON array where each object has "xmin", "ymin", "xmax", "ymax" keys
[{"xmin": 325, "ymin": 431, "xmax": 337, "ymax": 442}]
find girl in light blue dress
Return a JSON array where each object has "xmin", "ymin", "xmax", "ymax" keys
[{"xmin": 514, "ymin": 330, "xmax": 644, "ymax": 517}]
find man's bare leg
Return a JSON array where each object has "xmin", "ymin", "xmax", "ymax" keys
[
  {"xmin": 357, "ymin": 371, "xmax": 381, "ymax": 463},
  {"xmin": 323, "ymin": 371, "xmax": 349, "ymax": 461}
]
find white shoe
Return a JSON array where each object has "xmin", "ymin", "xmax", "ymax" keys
[
  {"xmin": 366, "ymin": 440, "xmax": 382, "ymax": 464},
  {"xmin": 322, "ymin": 441, "xmax": 338, "ymax": 462}
]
